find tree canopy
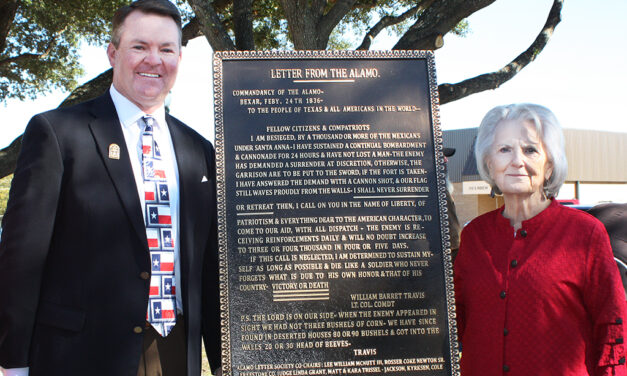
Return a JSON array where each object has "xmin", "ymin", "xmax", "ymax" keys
[
  {"xmin": 0, "ymin": 0, "xmax": 564, "ymax": 178},
  {"xmin": 187, "ymin": 0, "xmax": 562, "ymax": 104},
  {"xmin": 0, "ymin": 0, "xmax": 130, "ymax": 101}
]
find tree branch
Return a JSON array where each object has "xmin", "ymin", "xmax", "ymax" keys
[
  {"xmin": 181, "ymin": 17, "xmax": 203, "ymax": 46},
  {"xmin": 212, "ymin": 0, "xmax": 233, "ymax": 12},
  {"xmin": 311, "ymin": 0, "xmax": 327, "ymax": 17},
  {"xmin": 357, "ymin": 0, "xmax": 436, "ymax": 51},
  {"xmin": 357, "ymin": 5, "xmax": 419, "ymax": 50},
  {"xmin": 0, "ymin": 30, "xmax": 59, "ymax": 67},
  {"xmin": 0, "ymin": 67, "xmax": 112, "ymax": 179},
  {"xmin": 281, "ymin": 0, "xmax": 357, "ymax": 50},
  {"xmin": 59, "ymin": 69, "xmax": 112, "ymax": 108},
  {"xmin": 0, "ymin": 0, "xmax": 18, "ymax": 52},
  {"xmin": 0, "ymin": 133, "xmax": 20, "ymax": 179},
  {"xmin": 233, "ymin": 0, "xmax": 255, "ymax": 50},
  {"xmin": 0, "ymin": 53, "xmax": 46, "ymax": 67},
  {"xmin": 187, "ymin": 0, "xmax": 236, "ymax": 51},
  {"xmin": 438, "ymin": 0, "xmax": 563, "ymax": 104},
  {"xmin": 279, "ymin": 0, "xmax": 318, "ymax": 49},
  {"xmin": 394, "ymin": 0, "xmax": 495, "ymax": 50},
  {"xmin": 317, "ymin": 0, "xmax": 357, "ymax": 42}
]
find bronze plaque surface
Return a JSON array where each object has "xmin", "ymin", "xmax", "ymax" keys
[{"xmin": 214, "ymin": 50, "xmax": 459, "ymax": 376}]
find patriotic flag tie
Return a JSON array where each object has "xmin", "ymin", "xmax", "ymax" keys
[{"xmin": 141, "ymin": 116, "xmax": 176, "ymax": 337}]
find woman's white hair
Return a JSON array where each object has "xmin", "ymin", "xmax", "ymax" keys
[{"xmin": 474, "ymin": 103, "xmax": 567, "ymax": 198}]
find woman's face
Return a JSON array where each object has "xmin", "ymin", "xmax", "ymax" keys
[{"xmin": 487, "ymin": 120, "xmax": 553, "ymax": 197}]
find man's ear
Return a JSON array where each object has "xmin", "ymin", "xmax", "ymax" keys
[{"xmin": 106, "ymin": 43, "xmax": 116, "ymax": 67}]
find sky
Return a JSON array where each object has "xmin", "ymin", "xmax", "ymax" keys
[{"xmin": 1, "ymin": 0, "xmax": 626, "ymax": 149}]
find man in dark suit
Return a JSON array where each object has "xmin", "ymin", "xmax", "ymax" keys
[{"xmin": 0, "ymin": 1, "xmax": 220, "ymax": 375}]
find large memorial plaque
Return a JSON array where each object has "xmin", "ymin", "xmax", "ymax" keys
[{"xmin": 214, "ymin": 50, "xmax": 459, "ymax": 376}]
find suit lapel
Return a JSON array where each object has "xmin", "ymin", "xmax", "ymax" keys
[{"xmin": 88, "ymin": 94, "xmax": 148, "ymax": 250}]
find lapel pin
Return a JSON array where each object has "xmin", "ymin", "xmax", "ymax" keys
[
  {"xmin": 201, "ymin": 176, "xmax": 208, "ymax": 182},
  {"xmin": 108, "ymin": 143, "xmax": 121, "ymax": 160}
]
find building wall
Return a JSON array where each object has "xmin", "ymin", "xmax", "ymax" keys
[{"xmin": 563, "ymin": 130, "xmax": 627, "ymax": 182}]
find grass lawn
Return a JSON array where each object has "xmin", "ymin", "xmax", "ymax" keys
[
  {"xmin": 0, "ymin": 175, "xmax": 11, "ymax": 219},
  {"xmin": 202, "ymin": 343, "xmax": 213, "ymax": 375}
]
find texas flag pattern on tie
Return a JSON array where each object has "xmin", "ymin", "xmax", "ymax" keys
[
  {"xmin": 151, "ymin": 252, "xmax": 174, "ymax": 273},
  {"xmin": 147, "ymin": 205, "xmax": 172, "ymax": 226},
  {"xmin": 144, "ymin": 181, "xmax": 157, "ymax": 202},
  {"xmin": 141, "ymin": 116, "xmax": 176, "ymax": 337},
  {"xmin": 161, "ymin": 229, "xmax": 174, "ymax": 249},
  {"xmin": 158, "ymin": 183, "xmax": 169, "ymax": 202},
  {"xmin": 149, "ymin": 275, "xmax": 160, "ymax": 297},
  {"xmin": 144, "ymin": 182, "xmax": 171, "ymax": 203},
  {"xmin": 146, "ymin": 228, "xmax": 160, "ymax": 250},
  {"xmin": 148, "ymin": 273, "xmax": 176, "ymax": 319},
  {"xmin": 151, "ymin": 300, "xmax": 176, "ymax": 320},
  {"xmin": 162, "ymin": 276, "xmax": 176, "ymax": 297}
]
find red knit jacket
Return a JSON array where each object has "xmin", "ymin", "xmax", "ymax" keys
[{"xmin": 454, "ymin": 200, "xmax": 626, "ymax": 376}]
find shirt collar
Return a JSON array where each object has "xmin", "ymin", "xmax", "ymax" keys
[
  {"xmin": 496, "ymin": 198, "xmax": 559, "ymax": 236},
  {"xmin": 109, "ymin": 85, "xmax": 167, "ymax": 131}
]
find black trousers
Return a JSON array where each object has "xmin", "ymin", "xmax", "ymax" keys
[{"xmin": 137, "ymin": 315, "xmax": 187, "ymax": 376}]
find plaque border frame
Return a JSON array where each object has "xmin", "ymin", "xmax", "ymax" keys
[{"xmin": 213, "ymin": 49, "xmax": 460, "ymax": 376}]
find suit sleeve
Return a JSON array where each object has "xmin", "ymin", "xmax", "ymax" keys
[
  {"xmin": 201, "ymin": 140, "xmax": 222, "ymax": 372},
  {"xmin": 0, "ymin": 114, "xmax": 64, "ymax": 368}
]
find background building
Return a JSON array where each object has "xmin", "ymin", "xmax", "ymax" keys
[{"xmin": 443, "ymin": 129, "xmax": 627, "ymax": 226}]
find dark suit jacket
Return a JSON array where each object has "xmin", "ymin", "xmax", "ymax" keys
[{"xmin": 0, "ymin": 93, "xmax": 221, "ymax": 375}]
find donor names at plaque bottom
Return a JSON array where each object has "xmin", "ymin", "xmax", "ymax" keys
[{"xmin": 237, "ymin": 356, "xmax": 446, "ymax": 376}]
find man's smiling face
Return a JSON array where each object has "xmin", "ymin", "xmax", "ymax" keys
[{"xmin": 107, "ymin": 10, "xmax": 181, "ymax": 114}]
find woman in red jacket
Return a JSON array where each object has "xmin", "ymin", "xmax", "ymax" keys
[{"xmin": 454, "ymin": 103, "xmax": 626, "ymax": 376}]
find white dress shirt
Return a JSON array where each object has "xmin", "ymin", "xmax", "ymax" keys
[
  {"xmin": 0, "ymin": 87, "xmax": 183, "ymax": 376},
  {"xmin": 110, "ymin": 85, "xmax": 183, "ymax": 314}
]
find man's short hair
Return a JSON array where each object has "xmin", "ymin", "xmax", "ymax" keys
[{"xmin": 111, "ymin": 0, "xmax": 182, "ymax": 47}]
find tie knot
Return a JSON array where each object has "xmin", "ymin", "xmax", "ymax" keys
[{"xmin": 141, "ymin": 116, "xmax": 155, "ymax": 132}]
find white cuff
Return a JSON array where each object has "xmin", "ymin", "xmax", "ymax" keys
[{"xmin": 1, "ymin": 367, "xmax": 29, "ymax": 376}]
